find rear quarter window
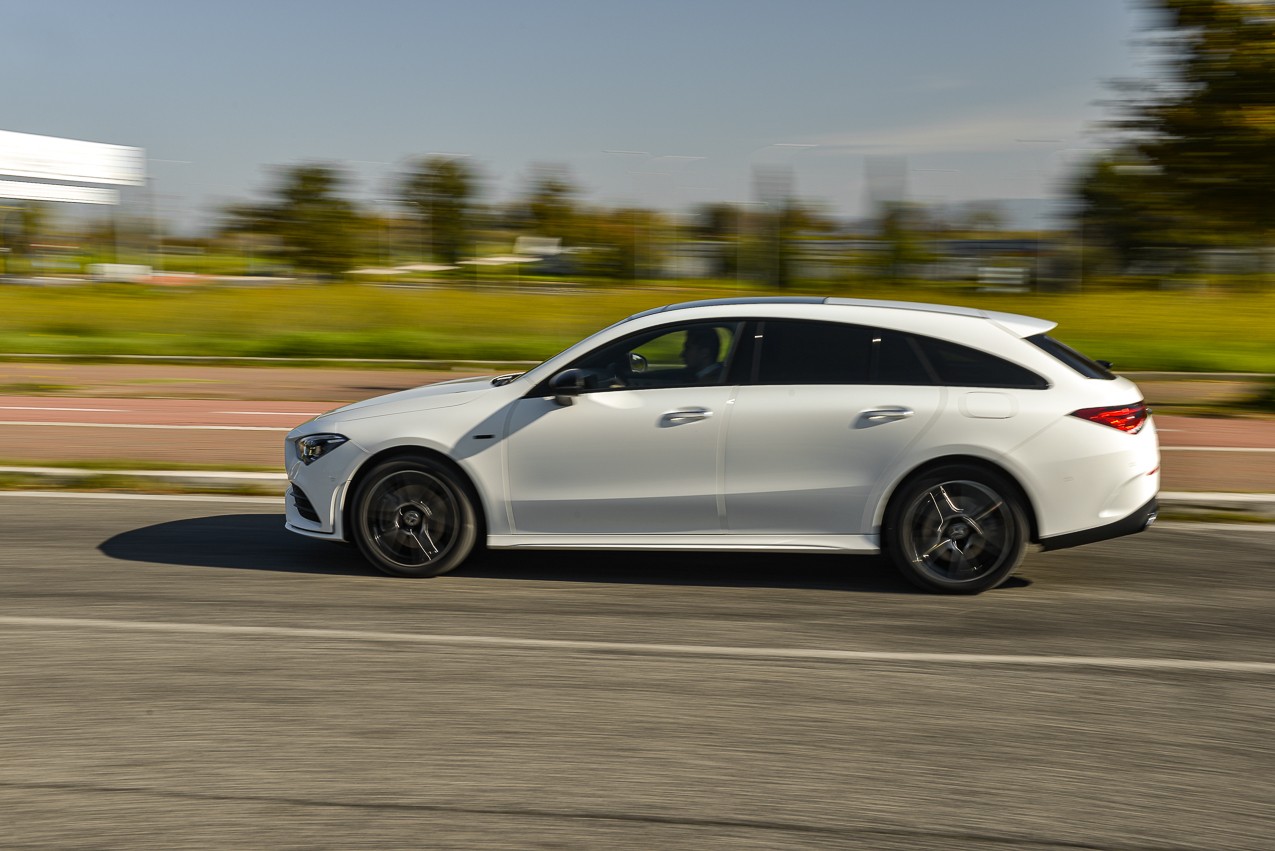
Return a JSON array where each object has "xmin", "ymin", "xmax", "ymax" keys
[
  {"xmin": 1027, "ymin": 334, "xmax": 1116, "ymax": 380},
  {"xmin": 913, "ymin": 336, "xmax": 1048, "ymax": 389}
]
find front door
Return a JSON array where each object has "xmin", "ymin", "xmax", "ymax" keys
[{"xmin": 504, "ymin": 321, "xmax": 742, "ymax": 535}]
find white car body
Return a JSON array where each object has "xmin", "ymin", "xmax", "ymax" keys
[{"xmin": 285, "ymin": 297, "xmax": 1160, "ymax": 591}]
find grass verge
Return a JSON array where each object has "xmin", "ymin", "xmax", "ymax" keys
[
  {"xmin": 3, "ymin": 282, "xmax": 1275, "ymax": 372},
  {"xmin": 0, "ymin": 458, "xmax": 281, "ymax": 473},
  {"xmin": 0, "ymin": 472, "xmax": 282, "ymax": 497}
]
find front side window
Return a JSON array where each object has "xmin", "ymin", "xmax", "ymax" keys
[{"xmin": 566, "ymin": 321, "xmax": 741, "ymax": 391}]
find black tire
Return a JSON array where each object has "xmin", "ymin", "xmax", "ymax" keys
[
  {"xmin": 883, "ymin": 464, "xmax": 1028, "ymax": 594},
  {"xmin": 351, "ymin": 456, "xmax": 479, "ymax": 577}
]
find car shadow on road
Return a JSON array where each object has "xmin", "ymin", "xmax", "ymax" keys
[
  {"xmin": 99, "ymin": 514, "xmax": 377, "ymax": 577},
  {"xmin": 99, "ymin": 513, "xmax": 1031, "ymax": 594}
]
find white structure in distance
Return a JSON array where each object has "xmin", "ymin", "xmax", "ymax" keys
[{"xmin": 0, "ymin": 129, "xmax": 145, "ymax": 206}]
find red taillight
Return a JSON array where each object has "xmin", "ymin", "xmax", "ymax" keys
[{"xmin": 1070, "ymin": 402, "xmax": 1149, "ymax": 434}]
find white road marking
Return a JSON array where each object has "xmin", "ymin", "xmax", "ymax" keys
[
  {"xmin": 0, "ymin": 615, "xmax": 1272, "ymax": 673},
  {"xmin": 218, "ymin": 411, "xmax": 319, "ymax": 416},
  {"xmin": 1162, "ymin": 446, "xmax": 1275, "ymax": 453},
  {"xmin": 0, "ymin": 405, "xmax": 124, "ymax": 412},
  {"xmin": 0, "ymin": 421, "xmax": 290, "ymax": 431}
]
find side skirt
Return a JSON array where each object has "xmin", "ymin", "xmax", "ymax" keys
[{"xmin": 486, "ymin": 533, "xmax": 880, "ymax": 554}]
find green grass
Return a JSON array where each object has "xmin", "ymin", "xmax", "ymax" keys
[
  {"xmin": 0, "ymin": 458, "xmax": 280, "ymax": 473},
  {"xmin": 0, "ymin": 472, "xmax": 281, "ymax": 496},
  {"xmin": 1, "ymin": 281, "xmax": 1273, "ymax": 372}
]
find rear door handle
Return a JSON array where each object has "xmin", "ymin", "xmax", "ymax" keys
[
  {"xmin": 860, "ymin": 406, "xmax": 915, "ymax": 422},
  {"xmin": 660, "ymin": 407, "xmax": 713, "ymax": 426}
]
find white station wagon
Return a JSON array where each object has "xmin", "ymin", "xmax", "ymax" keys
[{"xmin": 285, "ymin": 297, "xmax": 1160, "ymax": 593}]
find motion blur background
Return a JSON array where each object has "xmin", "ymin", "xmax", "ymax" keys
[{"xmin": 1, "ymin": 0, "xmax": 1272, "ymax": 378}]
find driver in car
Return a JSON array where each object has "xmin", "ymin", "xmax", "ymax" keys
[{"xmin": 681, "ymin": 327, "xmax": 723, "ymax": 383}]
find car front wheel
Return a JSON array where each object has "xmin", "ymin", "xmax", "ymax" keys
[
  {"xmin": 351, "ymin": 457, "xmax": 478, "ymax": 577},
  {"xmin": 884, "ymin": 465, "xmax": 1028, "ymax": 594}
]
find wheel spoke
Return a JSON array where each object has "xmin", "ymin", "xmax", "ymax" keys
[
  {"xmin": 402, "ymin": 527, "xmax": 436, "ymax": 560},
  {"xmin": 972, "ymin": 499, "xmax": 1003, "ymax": 525},
  {"xmin": 917, "ymin": 536, "xmax": 952, "ymax": 562},
  {"xmin": 936, "ymin": 485, "xmax": 962, "ymax": 515},
  {"xmin": 948, "ymin": 546, "xmax": 975, "ymax": 578},
  {"xmin": 926, "ymin": 491, "xmax": 949, "ymax": 522},
  {"xmin": 415, "ymin": 525, "xmax": 440, "ymax": 557}
]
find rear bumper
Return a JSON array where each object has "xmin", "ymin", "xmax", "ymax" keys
[{"xmin": 1038, "ymin": 496, "xmax": 1158, "ymax": 552}]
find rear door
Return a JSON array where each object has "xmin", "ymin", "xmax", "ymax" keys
[{"xmin": 723, "ymin": 320, "xmax": 943, "ymax": 535}]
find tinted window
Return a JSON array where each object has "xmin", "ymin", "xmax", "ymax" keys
[
  {"xmin": 913, "ymin": 336, "xmax": 1047, "ymax": 389},
  {"xmin": 756, "ymin": 320, "xmax": 873, "ymax": 385},
  {"xmin": 873, "ymin": 332, "xmax": 935, "ymax": 385},
  {"xmin": 753, "ymin": 322, "xmax": 940, "ymax": 386},
  {"xmin": 1027, "ymin": 334, "xmax": 1116, "ymax": 380}
]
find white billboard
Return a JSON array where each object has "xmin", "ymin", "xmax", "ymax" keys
[
  {"xmin": 0, "ymin": 179, "xmax": 120, "ymax": 205},
  {"xmin": 0, "ymin": 129, "xmax": 145, "ymax": 187}
]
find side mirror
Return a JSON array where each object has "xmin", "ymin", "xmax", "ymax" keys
[
  {"xmin": 548, "ymin": 368, "xmax": 589, "ymax": 406},
  {"xmin": 628, "ymin": 352, "xmax": 648, "ymax": 374}
]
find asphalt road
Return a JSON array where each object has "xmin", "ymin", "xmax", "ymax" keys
[{"xmin": 2, "ymin": 494, "xmax": 1273, "ymax": 850}]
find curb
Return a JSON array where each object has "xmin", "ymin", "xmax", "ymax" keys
[
  {"xmin": 1, "ymin": 467, "xmax": 1272, "ymax": 519},
  {"xmin": 1157, "ymin": 491, "xmax": 1275, "ymax": 519}
]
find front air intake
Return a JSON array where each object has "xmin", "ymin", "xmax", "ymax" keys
[{"xmin": 291, "ymin": 486, "xmax": 320, "ymax": 523}]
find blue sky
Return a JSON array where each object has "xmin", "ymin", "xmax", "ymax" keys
[{"xmin": 5, "ymin": 0, "xmax": 1156, "ymax": 231}]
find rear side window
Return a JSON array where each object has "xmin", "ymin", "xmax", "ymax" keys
[
  {"xmin": 753, "ymin": 321, "xmax": 937, "ymax": 385},
  {"xmin": 873, "ymin": 332, "xmax": 934, "ymax": 385},
  {"xmin": 1027, "ymin": 334, "xmax": 1116, "ymax": 380},
  {"xmin": 756, "ymin": 320, "xmax": 872, "ymax": 385},
  {"xmin": 913, "ymin": 336, "xmax": 1048, "ymax": 389}
]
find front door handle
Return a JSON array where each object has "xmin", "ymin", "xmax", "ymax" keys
[
  {"xmin": 660, "ymin": 407, "xmax": 713, "ymax": 426},
  {"xmin": 860, "ymin": 406, "xmax": 915, "ymax": 422}
]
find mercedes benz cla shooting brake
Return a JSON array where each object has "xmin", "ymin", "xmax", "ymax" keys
[{"xmin": 285, "ymin": 297, "xmax": 1159, "ymax": 593}]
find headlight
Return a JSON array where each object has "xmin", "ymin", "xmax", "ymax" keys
[{"xmin": 295, "ymin": 433, "xmax": 349, "ymax": 465}]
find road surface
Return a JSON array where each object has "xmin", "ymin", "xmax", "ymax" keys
[{"xmin": 1, "ymin": 493, "xmax": 1272, "ymax": 849}]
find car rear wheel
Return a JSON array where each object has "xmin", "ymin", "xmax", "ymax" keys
[
  {"xmin": 351, "ymin": 457, "xmax": 478, "ymax": 577},
  {"xmin": 884, "ymin": 465, "xmax": 1028, "ymax": 594}
]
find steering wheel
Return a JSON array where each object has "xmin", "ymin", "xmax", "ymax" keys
[{"xmin": 603, "ymin": 359, "xmax": 630, "ymax": 389}]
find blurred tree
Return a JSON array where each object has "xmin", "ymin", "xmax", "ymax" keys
[
  {"xmin": 1070, "ymin": 155, "xmax": 1193, "ymax": 273},
  {"xmin": 740, "ymin": 200, "xmax": 833, "ymax": 288},
  {"xmin": 692, "ymin": 202, "xmax": 742, "ymax": 240},
  {"xmin": 521, "ymin": 164, "xmax": 579, "ymax": 239},
  {"xmin": 224, "ymin": 164, "xmax": 362, "ymax": 277},
  {"xmin": 573, "ymin": 206, "xmax": 658, "ymax": 280},
  {"xmin": 877, "ymin": 202, "xmax": 932, "ymax": 283},
  {"xmin": 399, "ymin": 156, "xmax": 478, "ymax": 265},
  {"xmin": 691, "ymin": 202, "xmax": 743, "ymax": 277},
  {"xmin": 1116, "ymin": 0, "xmax": 1275, "ymax": 238},
  {"xmin": 955, "ymin": 201, "xmax": 1007, "ymax": 233},
  {"xmin": 15, "ymin": 202, "xmax": 49, "ymax": 261}
]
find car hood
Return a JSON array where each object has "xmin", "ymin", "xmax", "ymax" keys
[{"xmin": 317, "ymin": 375, "xmax": 503, "ymax": 422}]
